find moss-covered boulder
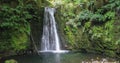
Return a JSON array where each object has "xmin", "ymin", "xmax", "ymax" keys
[{"xmin": 5, "ymin": 59, "xmax": 17, "ymax": 63}]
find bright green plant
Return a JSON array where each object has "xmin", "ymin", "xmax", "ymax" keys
[{"xmin": 64, "ymin": 26, "xmax": 76, "ymax": 49}]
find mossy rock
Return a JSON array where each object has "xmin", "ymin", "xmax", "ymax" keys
[{"xmin": 5, "ymin": 59, "xmax": 17, "ymax": 63}]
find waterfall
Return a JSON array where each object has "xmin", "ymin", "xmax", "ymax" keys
[
  {"xmin": 40, "ymin": 7, "xmax": 68, "ymax": 53},
  {"xmin": 41, "ymin": 7, "xmax": 60, "ymax": 52}
]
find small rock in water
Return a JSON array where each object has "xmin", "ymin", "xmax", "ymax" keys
[
  {"xmin": 82, "ymin": 61, "xmax": 85, "ymax": 63},
  {"xmin": 82, "ymin": 58, "xmax": 118, "ymax": 63},
  {"xmin": 102, "ymin": 58, "xmax": 108, "ymax": 62}
]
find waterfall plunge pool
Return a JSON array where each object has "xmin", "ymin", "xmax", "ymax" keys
[{"xmin": 1, "ymin": 52, "xmax": 119, "ymax": 63}]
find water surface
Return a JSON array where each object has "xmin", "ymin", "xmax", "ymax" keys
[{"xmin": 1, "ymin": 53, "xmax": 119, "ymax": 63}]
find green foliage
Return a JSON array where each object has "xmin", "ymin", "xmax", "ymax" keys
[
  {"xmin": 64, "ymin": 25, "xmax": 91, "ymax": 50},
  {"xmin": 0, "ymin": 31, "xmax": 12, "ymax": 51},
  {"xmin": 11, "ymin": 31, "xmax": 29, "ymax": 51},
  {"xmin": 103, "ymin": 0, "xmax": 120, "ymax": 10},
  {"xmin": 90, "ymin": 14, "xmax": 105, "ymax": 22},
  {"xmin": 61, "ymin": 0, "xmax": 119, "ymax": 57},
  {"xmin": 0, "ymin": 5, "xmax": 32, "ymax": 34},
  {"xmin": 78, "ymin": 10, "xmax": 115, "ymax": 24},
  {"xmin": 64, "ymin": 26, "xmax": 76, "ymax": 49},
  {"xmin": 83, "ymin": 18, "xmax": 116, "ymax": 56},
  {"xmin": 0, "ymin": 0, "xmax": 41, "ymax": 53},
  {"xmin": 78, "ymin": 10, "xmax": 93, "ymax": 22},
  {"xmin": 116, "ymin": 39, "xmax": 120, "ymax": 45},
  {"xmin": 104, "ymin": 11, "xmax": 115, "ymax": 20},
  {"xmin": 104, "ymin": 50, "xmax": 116, "ymax": 57}
]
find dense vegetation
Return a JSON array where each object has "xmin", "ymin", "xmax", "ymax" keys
[
  {"xmin": 57, "ymin": 0, "xmax": 120, "ymax": 58},
  {"xmin": 0, "ymin": 0, "xmax": 43, "ymax": 56},
  {"xmin": 0, "ymin": 0, "xmax": 120, "ymax": 60}
]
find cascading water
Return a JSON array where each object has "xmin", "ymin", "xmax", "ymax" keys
[{"xmin": 40, "ymin": 7, "xmax": 68, "ymax": 53}]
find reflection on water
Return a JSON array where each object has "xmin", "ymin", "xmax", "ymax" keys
[
  {"xmin": 41, "ymin": 53, "xmax": 61, "ymax": 63},
  {"xmin": 1, "ymin": 53, "xmax": 119, "ymax": 63}
]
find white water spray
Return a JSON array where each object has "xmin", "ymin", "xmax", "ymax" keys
[{"xmin": 40, "ymin": 7, "xmax": 68, "ymax": 53}]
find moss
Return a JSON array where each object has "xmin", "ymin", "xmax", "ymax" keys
[
  {"xmin": 104, "ymin": 50, "xmax": 116, "ymax": 57},
  {"xmin": 5, "ymin": 59, "xmax": 17, "ymax": 63},
  {"xmin": 11, "ymin": 32, "xmax": 29, "ymax": 51}
]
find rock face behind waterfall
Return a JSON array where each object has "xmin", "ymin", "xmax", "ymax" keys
[{"xmin": 41, "ymin": 7, "xmax": 61, "ymax": 51}]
